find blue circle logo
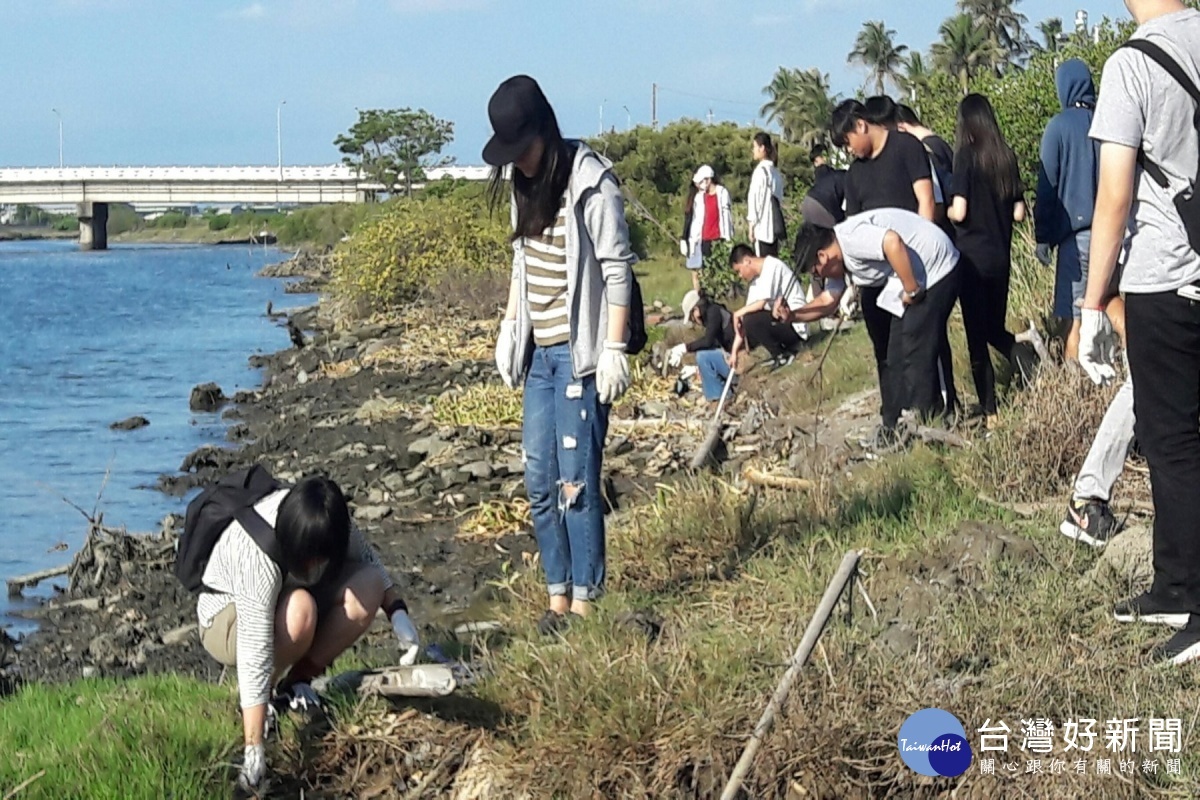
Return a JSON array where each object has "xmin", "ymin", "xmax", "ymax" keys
[{"xmin": 898, "ymin": 708, "xmax": 973, "ymax": 777}]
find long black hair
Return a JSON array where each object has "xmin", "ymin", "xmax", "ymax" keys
[
  {"xmin": 487, "ymin": 111, "xmax": 575, "ymax": 240},
  {"xmin": 954, "ymin": 93, "xmax": 1020, "ymax": 202},
  {"xmin": 754, "ymin": 132, "xmax": 777, "ymax": 162}
]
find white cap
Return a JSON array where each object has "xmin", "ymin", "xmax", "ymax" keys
[
  {"xmin": 692, "ymin": 165, "xmax": 714, "ymax": 186},
  {"xmin": 681, "ymin": 290, "xmax": 701, "ymax": 321}
]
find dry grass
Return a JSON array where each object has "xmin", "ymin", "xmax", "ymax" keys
[
  {"xmin": 457, "ymin": 498, "xmax": 532, "ymax": 541},
  {"xmin": 433, "ymin": 384, "xmax": 523, "ymax": 429}
]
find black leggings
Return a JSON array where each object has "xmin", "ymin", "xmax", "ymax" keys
[
  {"xmin": 958, "ymin": 253, "xmax": 1016, "ymax": 415},
  {"xmin": 741, "ymin": 309, "xmax": 802, "ymax": 359}
]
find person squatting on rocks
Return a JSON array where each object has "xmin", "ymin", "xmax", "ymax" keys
[
  {"xmin": 1079, "ymin": 0, "xmax": 1200, "ymax": 665},
  {"xmin": 728, "ymin": 243, "xmax": 809, "ymax": 371},
  {"xmin": 747, "ymin": 132, "xmax": 785, "ymax": 257},
  {"xmin": 1035, "ymin": 58, "xmax": 1100, "ymax": 363},
  {"xmin": 948, "ymin": 93, "xmax": 1039, "ymax": 428},
  {"xmin": 487, "ymin": 75, "xmax": 635, "ymax": 634},
  {"xmin": 668, "ymin": 289, "xmax": 736, "ymax": 401},
  {"xmin": 193, "ymin": 475, "xmax": 419, "ymax": 791},
  {"xmin": 680, "ymin": 164, "xmax": 733, "ymax": 292},
  {"xmin": 789, "ymin": 209, "xmax": 960, "ymax": 448}
]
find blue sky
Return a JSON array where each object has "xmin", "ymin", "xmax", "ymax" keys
[{"xmin": 1, "ymin": 0, "xmax": 1129, "ymax": 168}]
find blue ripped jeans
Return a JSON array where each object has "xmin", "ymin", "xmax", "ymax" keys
[{"xmin": 522, "ymin": 344, "xmax": 610, "ymax": 601}]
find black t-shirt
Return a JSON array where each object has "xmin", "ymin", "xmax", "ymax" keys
[
  {"xmin": 844, "ymin": 131, "xmax": 932, "ymax": 216},
  {"xmin": 806, "ymin": 165, "xmax": 847, "ymax": 223},
  {"xmin": 923, "ymin": 135, "xmax": 954, "ymax": 186},
  {"xmin": 950, "ymin": 148, "xmax": 1025, "ymax": 272},
  {"xmin": 686, "ymin": 303, "xmax": 735, "ymax": 353}
]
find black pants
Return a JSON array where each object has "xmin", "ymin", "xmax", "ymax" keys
[
  {"xmin": 755, "ymin": 240, "xmax": 779, "ymax": 258},
  {"xmin": 1126, "ymin": 291, "xmax": 1200, "ymax": 613},
  {"xmin": 741, "ymin": 309, "xmax": 801, "ymax": 359},
  {"xmin": 958, "ymin": 254, "xmax": 1016, "ymax": 415},
  {"xmin": 883, "ymin": 272, "xmax": 961, "ymax": 427},
  {"xmin": 860, "ymin": 284, "xmax": 900, "ymax": 427}
]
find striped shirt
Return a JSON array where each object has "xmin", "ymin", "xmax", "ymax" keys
[
  {"xmin": 196, "ymin": 488, "xmax": 394, "ymax": 709},
  {"xmin": 524, "ymin": 198, "xmax": 570, "ymax": 347}
]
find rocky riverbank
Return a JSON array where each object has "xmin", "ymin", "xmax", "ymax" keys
[{"xmin": 4, "ymin": 254, "xmax": 730, "ymax": 687}]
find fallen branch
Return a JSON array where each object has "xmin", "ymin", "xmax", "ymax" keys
[
  {"xmin": 742, "ymin": 466, "xmax": 815, "ymax": 491},
  {"xmin": 720, "ymin": 550, "xmax": 862, "ymax": 800},
  {"xmin": 6, "ymin": 565, "xmax": 69, "ymax": 598},
  {"xmin": 3, "ymin": 770, "xmax": 46, "ymax": 800},
  {"xmin": 911, "ymin": 424, "xmax": 971, "ymax": 449}
]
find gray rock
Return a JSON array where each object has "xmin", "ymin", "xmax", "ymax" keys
[
  {"xmin": 607, "ymin": 435, "xmax": 634, "ymax": 456},
  {"xmin": 505, "ymin": 457, "xmax": 525, "ymax": 475},
  {"xmin": 354, "ymin": 505, "xmax": 392, "ymax": 522},
  {"xmin": 397, "ymin": 488, "xmax": 419, "ymax": 501},
  {"xmin": 408, "ymin": 435, "xmax": 452, "ymax": 460},
  {"xmin": 382, "ymin": 473, "xmax": 406, "ymax": 492},
  {"xmin": 368, "ymin": 488, "xmax": 386, "ymax": 504},
  {"xmin": 640, "ymin": 401, "xmax": 669, "ymax": 418},
  {"xmin": 110, "ymin": 415, "xmax": 150, "ymax": 431},
  {"xmin": 333, "ymin": 442, "xmax": 370, "ymax": 460},
  {"xmin": 439, "ymin": 469, "xmax": 467, "ymax": 489},
  {"xmin": 189, "ymin": 382, "xmax": 227, "ymax": 412},
  {"xmin": 296, "ymin": 369, "xmax": 309, "ymax": 385},
  {"xmin": 460, "ymin": 461, "xmax": 494, "ymax": 481},
  {"xmin": 405, "ymin": 465, "xmax": 429, "ymax": 484}
]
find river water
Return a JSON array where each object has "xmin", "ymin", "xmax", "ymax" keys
[{"xmin": 0, "ymin": 240, "xmax": 313, "ymax": 632}]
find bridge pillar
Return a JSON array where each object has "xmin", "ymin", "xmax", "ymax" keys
[{"xmin": 78, "ymin": 202, "xmax": 109, "ymax": 251}]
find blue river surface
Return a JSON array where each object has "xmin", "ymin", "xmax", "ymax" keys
[{"xmin": 0, "ymin": 239, "xmax": 315, "ymax": 633}]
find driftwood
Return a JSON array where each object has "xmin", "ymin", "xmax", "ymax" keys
[
  {"xmin": 720, "ymin": 550, "xmax": 863, "ymax": 800},
  {"xmin": 67, "ymin": 523, "xmax": 175, "ymax": 596},
  {"xmin": 6, "ymin": 565, "xmax": 69, "ymax": 598},
  {"xmin": 742, "ymin": 466, "xmax": 815, "ymax": 491},
  {"xmin": 311, "ymin": 665, "xmax": 457, "ymax": 698}
]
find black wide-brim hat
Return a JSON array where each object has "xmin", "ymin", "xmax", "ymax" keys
[{"xmin": 482, "ymin": 75, "xmax": 554, "ymax": 167}]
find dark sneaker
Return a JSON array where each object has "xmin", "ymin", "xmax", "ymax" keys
[
  {"xmin": 858, "ymin": 424, "xmax": 908, "ymax": 453},
  {"xmin": 1151, "ymin": 619, "xmax": 1200, "ymax": 665},
  {"xmin": 1011, "ymin": 342, "xmax": 1040, "ymax": 387},
  {"xmin": 769, "ymin": 354, "xmax": 795, "ymax": 371},
  {"xmin": 1059, "ymin": 500, "xmax": 1121, "ymax": 548},
  {"xmin": 1114, "ymin": 593, "xmax": 1190, "ymax": 628},
  {"xmin": 537, "ymin": 610, "xmax": 571, "ymax": 636}
]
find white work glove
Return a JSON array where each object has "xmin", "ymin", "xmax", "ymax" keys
[
  {"xmin": 679, "ymin": 239, "xmax": 689, "ymax": 257},
  {"xmin": 1079, "ymin": 307, "xmax": 1117, "ymax": 386},
  {"xmin": 391, "ymin": 609, "xmax": 421, "ymax": 666},
  {"xmin": 494, "ymin": 319, "xmax": 517, "ymax": 389},
  {"xmin": 1035, "ymin": 243, "xmax": 1053, "ymax": 266},
  {"xmin": 596, "ymin": 341, "xmax": 631, "ymax": 405},
  {"xmin": 238, "ymin": 743, "xmax": 266, "ymax": 792},
  {"xmin": 668, "ymin": 343, "xmax": 687, "ymax": 368}
]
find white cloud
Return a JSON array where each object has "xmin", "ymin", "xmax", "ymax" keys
[{"xmin": 223, "ymin": 2, "xmax": 267, "ymax": 20}]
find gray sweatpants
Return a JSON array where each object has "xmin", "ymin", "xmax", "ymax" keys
[{"xmin": 1073, "ymin": 372, "xmax": 1135, "ymax": 503}]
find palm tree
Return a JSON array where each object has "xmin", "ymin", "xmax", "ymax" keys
[
  {"xmin": 897, "ymin": 52, "xmax": 933, "ymax": 102},
  {"xmin": 1037, "ymin": 17, "xmax": 1063, "ymax": 53},
  {"xmin": 848, "ymin": 21, "xmax": 908, "ymax": 96},
  {"xmin": 958, "ymin": 0, "xmax": 1032, "ymax": 70},
  {"xmin": 932, "ymin": 13, "xmax": 1003, "ymax": 95},
  {"xmin": 760, "ymin": 67, "xmax": 835, "ymax": 147}
]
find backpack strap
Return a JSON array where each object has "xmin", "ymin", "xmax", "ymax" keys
[
  {"xmin": 1121, "ymin": 39, "xmax": 1200, "ymax": 188},
  {"xmin": 233, "ymin": 502, "xmax": 286, "ymax": 572}
]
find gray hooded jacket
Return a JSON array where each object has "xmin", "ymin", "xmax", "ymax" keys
[{"xmin": 504, "ymin": 142, "xmax": 636, "ymax": 386}]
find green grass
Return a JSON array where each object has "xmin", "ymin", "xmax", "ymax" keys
[
  {"xmin": 0, "ymin": 674, "xmax": 237, "ymax": 799},
  {"xmin": 635, "ymin": 252, "xmax": 695, "ymax": 308}
]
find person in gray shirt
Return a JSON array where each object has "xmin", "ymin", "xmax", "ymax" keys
[{"xmin": 1080, "ymin": 0, "xmax": 1200, "ymax": 666}]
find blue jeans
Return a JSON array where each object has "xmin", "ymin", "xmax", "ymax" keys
[
  {"xmin": 695, "ymin": 348, "xmax": 731, "ymax": 400},
  {"xmin": 522, "ymin": 344, "xmax": 610, "ymax": 601},
  {"xmin": 1054, "ymin": 229, "xmax": 1091, "ymax": 321}
]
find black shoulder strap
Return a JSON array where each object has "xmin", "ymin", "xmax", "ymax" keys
[{"xmin": 1122, "ymin": 39, "xmax": 1200, "ymax": 188}]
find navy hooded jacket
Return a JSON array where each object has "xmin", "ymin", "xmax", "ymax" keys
[{"xmin": 1035, "ymin": 59, "xmax": 1100, "ymax": 245}]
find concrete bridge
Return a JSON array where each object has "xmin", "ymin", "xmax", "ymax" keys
[{"xmin": 0, "ymin": 165, "xmax": 491, "ymax": 249}]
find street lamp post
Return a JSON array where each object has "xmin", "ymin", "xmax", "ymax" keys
[
  {"xmin": 52, "ymin": 108, "xmax": 62, "ymax": 169},
  {"xmin": 277, "ymin": 100, "xmax": 287, "ymax": 180},
  {"xmin": 623, "ymin": 105, "xmax": 632, "ymax": 131}
]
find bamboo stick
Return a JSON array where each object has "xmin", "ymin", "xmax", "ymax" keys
[
  {"xmin": 6, "ymin": 565, "xmax": 69, "ymax": 597},
  {"xmin": 719, "ymin": 550, "xmax": 861, "ymax": 800}
]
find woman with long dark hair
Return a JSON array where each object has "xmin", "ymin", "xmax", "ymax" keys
[
  {"xmin": 748, "ymin": 132, "xmax": 784, "ymax": 256},
  {"xmin": 486, "ymin": 75, "xmax": 636, "ymax": 633},
  {"xmin": 948, "ymin": 93, "xmax": 1035, "ymax": 427}
]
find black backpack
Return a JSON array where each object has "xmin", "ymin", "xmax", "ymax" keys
[
  {"xmin": 174, "ymin": 465, "xmax": 287, "ymax": 593},
  {"xmin": 627, "ymin": 268, "xmax": 648, "ymax": 356},
  {"xmin": 1122, "ymin": 39, "xmax": 1200, "ymax": 252}
]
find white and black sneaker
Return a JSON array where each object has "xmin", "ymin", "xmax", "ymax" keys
[
  {"xmin": 1151, "ymin": 618, "xmax": 1200, "ymax": 666},
  {"xmin": 1059, "ymin": 499, "xmax": 1121, "ymax": 548},
  {"xmin": 1114, "ymin": 593, "xmax": 1190, "ymax": 628}
]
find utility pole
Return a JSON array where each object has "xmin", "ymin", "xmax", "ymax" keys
[
  {"xmin": 706, "ymin": 108, "xmax": 714, "ymax": 125},
  {"xmin": 52, "ymin": 108, "xmax": 63, "ymax": 168},
  {"xmin": 277, "ymin": 100, "xmax": 287, "ymax": 180},
  {"xmin": 599, "ymin": 100, "xmax": 605, "ymax": 136},
  {"xmin": 651, "ymin": 83, "xmax": 658, "ymax": 130},
  {"xmin": 623, "ymin": 105, "xmax": 632, "ymax": 131}
]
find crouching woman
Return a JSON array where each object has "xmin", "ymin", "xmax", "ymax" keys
[
  {"xmin": 196, "ymin": 475, "xmax": 418, "ymax": 791},
  {"xmin": 487, "ymin": 75, "xmax": 636, "ymax": 633}
]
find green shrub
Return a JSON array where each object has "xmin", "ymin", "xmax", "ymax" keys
[
  {"xmin": 207, "ymin": 214, "xmax": 232, "ymax": 231},
  {"xmin": 331, "ymin": 195, "xmax": 510, "ymax": 311},
  {"xmin": 51, "ymin": 215, "xmax": 77, "ymax": 232},
  {"xmin": 151, "ymin": 211, "xmax": 189, "ymax": 229}
]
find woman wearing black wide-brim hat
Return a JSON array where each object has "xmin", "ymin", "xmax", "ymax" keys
[{"xmin": 485, "ymin": 75, "xmax": 636, "ymax": 633}]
